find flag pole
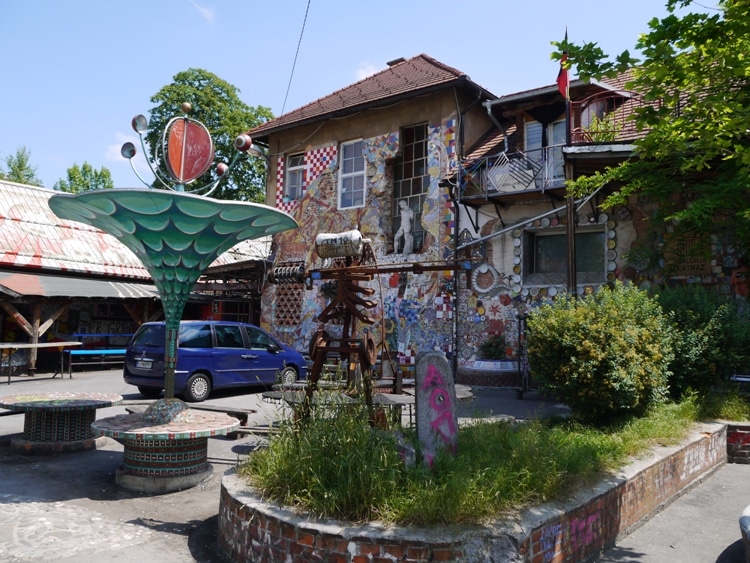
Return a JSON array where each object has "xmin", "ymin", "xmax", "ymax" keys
[{"xmin": 558, "ymin": 31, "xmax": 577, "ymax": 298}]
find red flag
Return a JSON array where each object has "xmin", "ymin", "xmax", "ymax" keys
[{"xmin": 557, "ymin": 32, "xmax": 569, "ymax": 100}]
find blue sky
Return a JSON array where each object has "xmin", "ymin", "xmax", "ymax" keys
[{"xmin": 1, "ymin": 0, "xmax": 715, "ymax": 189}]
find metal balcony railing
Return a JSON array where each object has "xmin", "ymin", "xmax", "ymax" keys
[
  {"xmin": 569, "ymin": 89, "xmax": 647, "ymax": 144},
  {"xmin": 461, "ymin": 90, "xmax": 648, "ymax": 202},
  {"xmin": 468, "ymin": 146, "xmax": 566, "ymax": 198}
]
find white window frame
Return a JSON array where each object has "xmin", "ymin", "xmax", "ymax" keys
[
  {"xmin": 338, "ymin": 139, "xmax": 366, "ymax": 209},
  {"xmin": 285, "ymin": 154, "xmax": 304, "ymax": 201},
  {"xmin": 525, "ymin": 119, "xmax": 566, "ymax": 187}
]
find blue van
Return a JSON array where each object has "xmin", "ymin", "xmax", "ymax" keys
[{"xmin": 123, "ymin": 320, "xmax": 307, "ymax": 401}]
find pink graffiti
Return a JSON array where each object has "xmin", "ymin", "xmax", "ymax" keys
[
  {"xmin": 422, "ymin": 364, "xmax": 457, "ymax": 450},
  {"xmin": 570, "ymin": 514, "xmax": 600, "ymax": 549}
]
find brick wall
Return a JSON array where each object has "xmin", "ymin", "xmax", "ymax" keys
[
  {"xmin": 727, "ymin": 422, "xmax": 750, "ymax": 463},
  {"xmin": 218, "ymin": 422, "xmax": 727, "ymax": 562}
]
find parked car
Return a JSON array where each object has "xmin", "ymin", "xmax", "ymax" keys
[{"xmin": 123, "ymin": 320, "xmax": 307, "ymax": 401}]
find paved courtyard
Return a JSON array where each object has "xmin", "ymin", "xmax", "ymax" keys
[{"xmin": 0, "ymin": 367, "xmax": 746, "ymax": 562}]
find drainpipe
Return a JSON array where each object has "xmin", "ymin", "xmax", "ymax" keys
[
  {"xmin": 484, "ymin": 101, "xmax": 510, "ymax": 153},
  {"xmin": 450, "ymin": 88, "xmax": 484, "ymax": 378}
]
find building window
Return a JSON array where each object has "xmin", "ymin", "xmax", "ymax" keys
[
  {"xmin": 393, "ymin": 124, "xmax": 429, "ymax": 254},
  {"xmin": 285, "ymin": 154, "xmax": 304, "ymax": 200},
  {"xmin": 523, "ymin": 227, "xmax": 606, "ymax": 284},
  {"xmin": 338, "ymin": 140, "xmax": 365, "ymax": 209},
  {"xmin": 525, "ymin": 119, "xmax": 566, "ymax": 188}
]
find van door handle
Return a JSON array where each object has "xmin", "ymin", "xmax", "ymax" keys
[{"xmin": 241, "ymin": 354, "xmax": 258, "ymax": 360}]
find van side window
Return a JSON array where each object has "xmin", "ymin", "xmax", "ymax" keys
[
  {"xmin": 215, "ymin": 325, "xmax": 244, "ymax": 348},
  {"xmin": 246, "ymin": 327, "xmax": 271, "ymax": 349},
  {"xmin": 179, "ymin": 324, "xmax": 213, "ymax": 348}
]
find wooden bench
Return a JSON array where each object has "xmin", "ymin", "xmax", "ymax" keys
[{"xmin": 65, "ymin": 349, "xmax": 127, "ymax": 377}]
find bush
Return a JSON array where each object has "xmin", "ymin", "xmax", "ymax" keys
[
  {"xmin": 478, "ymin": 333, "xmax": 509, "ymax": 360},
  {"xmin": 526, "ymin": 282, "xmax": 673, "ymax": 425},
  {"xmin": 655, "ymin": 285, "xmax": 750, "ymax": 398}
]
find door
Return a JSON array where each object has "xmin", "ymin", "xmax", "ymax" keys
[{"xmin": 211, "ymin": 323, "xmax": 251, "ymax": 386}]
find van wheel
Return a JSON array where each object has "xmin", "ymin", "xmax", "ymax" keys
[
  {"xmin": 280, "ymin": 366, "xmax": 298, "ymax": 386},
  {"xmin": 138, "ymin": 386, "xmax": 162, "ymax": 399},
  {"xmin": 183, "ymin": 373, "xmax": 212, "ymax": 402}
]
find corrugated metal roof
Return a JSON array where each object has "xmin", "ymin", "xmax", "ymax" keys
[
  {"xmin": 0, "ymin": 181, "xmax": 271, "ymax": 280},
  {"xmin": 0, "ymin": 271, "xmax": 160, "ymax": 299}
]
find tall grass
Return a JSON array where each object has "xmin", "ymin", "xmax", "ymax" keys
[{"xmin": 239, "ymin": 392, "xmax": 718, "ymax": 526}]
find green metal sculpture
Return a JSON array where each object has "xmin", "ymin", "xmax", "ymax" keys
[{"xmin": 49, "ymin": 104, "xmax": 297, "ymax": 399}]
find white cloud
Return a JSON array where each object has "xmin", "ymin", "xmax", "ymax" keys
[
  {"xmin": 190, "ymin": 0, "xmax": 215, "ymax": 23},
  {"xmin": 355, "ymin": 62, "xmax": 379, "ymax": 81}
]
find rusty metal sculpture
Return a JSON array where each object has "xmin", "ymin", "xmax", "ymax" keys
[{"xmin": 269, "ymin": 229, "xmax": 473, "ymax": 422}]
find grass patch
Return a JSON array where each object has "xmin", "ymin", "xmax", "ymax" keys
[{"xmin": 238, "ymin": 391, "xmax": 730, "ymax": 526}]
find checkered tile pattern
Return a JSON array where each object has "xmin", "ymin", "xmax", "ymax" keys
[
  {"xmin": 435, "ymin": 293, "xmax": 453, "ymax": 320},
  {"xmin": 307, "ymin": 145, "xmax": 337, "ymax": 185},
  {"xmin": 399, "ymin": 349, "xmax": 416, "ymax": 365},
  {"xmin": 274, "ymin": 145, "xmax": 338, "ymax": 214}
]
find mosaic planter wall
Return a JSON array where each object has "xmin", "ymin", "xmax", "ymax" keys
[{"xmin": 218, "ymin": 422, "xmax": 726, "ymax": 562}]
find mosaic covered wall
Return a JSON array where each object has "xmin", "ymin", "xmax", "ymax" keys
[{"xmin": 261, "ymin": 124, "xmax": 457, "ymax": 368}]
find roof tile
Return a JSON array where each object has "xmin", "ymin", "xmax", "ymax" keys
[{"xmin": 250, "ymin": 54, "xmax": 490, "ymax": 137}]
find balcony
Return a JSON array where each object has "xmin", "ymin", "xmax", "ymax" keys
[
  {"xmin": 460, "ymin": 146, "xmax": 566, "ymax": 206},
  {"xmin": 460, "ymin": 90, "xmax": 645, "ymax": 207}
]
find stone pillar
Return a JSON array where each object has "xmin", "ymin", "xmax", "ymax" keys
[{"xmin": 415, "ymin": 352, "xmax": 458, "ymax": 467}]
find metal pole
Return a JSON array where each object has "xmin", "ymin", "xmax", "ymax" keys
[{"xmin": 564, "ymin": 97, "xmax": 577, "ymax": 298}]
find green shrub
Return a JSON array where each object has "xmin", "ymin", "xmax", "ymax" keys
[
  {"xmin": 655, "ymin": 285, "xmax": 750, "ymax": 398},
  {"xmin": 526, "ymin": 282, "xmax": 673, "ymax": 425},
  {"xmin": 479, "ymin": 333, "xmax": 509, "ymax": 360}
]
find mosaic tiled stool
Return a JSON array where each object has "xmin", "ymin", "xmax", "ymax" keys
[
  {"xmin": 92, "ymin": 398, "xmax": 239, "ymax": 493},
  {"xmin": 0, "ymin": 391, "xmax": 122, "ymax": 454}
]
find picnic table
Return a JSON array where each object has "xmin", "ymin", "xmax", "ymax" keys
[
  {"xmin": 0, "ymin": 341, "xmax": 82, "ymax": 383},
  {"xmin": 0, "ymin": 391, "xmax": 122, "ymax": 454}
]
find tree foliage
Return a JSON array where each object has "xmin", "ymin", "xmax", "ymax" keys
[
  {"xmin": 655, "ymin": 284, "xmax": 750, "ymax": 398},
  {"xmin": 557, "ymin": 0, "xmax": 750, "ymax": 252},
  {"xmin": 0, "ymin": 147, "xmax": 43, "ymax": 187},
  {"xmin": 145, "ymin": 68, "xmax": 273, "ymax": 202},
  {"xmin": 53, "ymin": 162, "xmax": 114, "ymax": 193}
]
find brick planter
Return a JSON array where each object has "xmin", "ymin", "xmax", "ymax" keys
[
  {"xmin": 727, "ymin": 422, "xmax": 750, "ymax": 464},
  {"xmin": 219, "ymin": 422, "xmax": 727, "ymax": 562}
]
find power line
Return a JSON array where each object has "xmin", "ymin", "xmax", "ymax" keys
[{"xmin": 281, "ymin": 0, "xmax": 311, "ymax": 116}]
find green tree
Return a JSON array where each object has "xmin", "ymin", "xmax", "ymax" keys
[
  {"xmin": 53, "ymin": 162, "xmax": 114, "ymax": 193},
  {"xmin": 145, "ymin": 68, "xmax": 273, "ymax": 202},
  {"xmin": 559, "ymin": 0, "xmax": 750, "ymax": 252},
  {"xmin": 0, "ymin": 147, "xmax": 43, "ymax": 186}
]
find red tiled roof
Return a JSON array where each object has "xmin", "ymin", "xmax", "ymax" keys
[
  {"xmin": 249, "ymin": 54, "xmax": 495, "ymax": 138},
  {"xmin": 464, "ymin": 125, "xmax": 517, "ymax": 163}
]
